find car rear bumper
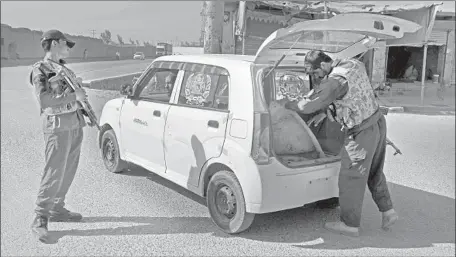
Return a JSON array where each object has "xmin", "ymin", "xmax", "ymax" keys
[{"xmin": 246, "ymin": 158, "xmax": 340, "ymax": 214}]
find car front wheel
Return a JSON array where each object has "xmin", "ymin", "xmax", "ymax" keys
[
  {"xmin": 206, "ymin": 170, "xmax": 255, "ymax": 234},
  {"xmin": 101, "ymin": 129, "xmax": 128, "ymax": 173}
]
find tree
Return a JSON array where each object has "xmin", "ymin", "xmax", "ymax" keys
[
  {"xmin": 136, "ymin": 40, "xmax": 140, "ymax": 46},
  {"xmin": 117, "ymin": 34, "xmax": 124, "ymax": 45},
  {"xmin": 100, "ymin": 29, "xmax": 112, "ymax": 44},
  {"xmin": 129, "ymin": 38, "xmax": 135, "ymax": 45}
]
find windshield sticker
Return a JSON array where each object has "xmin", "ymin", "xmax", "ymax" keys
[{"xmin": 275, "ymin": 72, "xmax": 310, "ymax": 101}]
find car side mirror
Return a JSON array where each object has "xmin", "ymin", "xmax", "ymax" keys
[{"xmin": 120, "ymin": 83, "xmax": 133, "ymax": 96}]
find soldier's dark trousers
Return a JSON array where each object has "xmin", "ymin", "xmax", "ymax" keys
[
  {"xmin": 35, "ymin": 127, "xmax": 83, "ymax": 217},
  {"xmin": 338, "ymin": 111, "xmax": 393, "ymax": 227}
]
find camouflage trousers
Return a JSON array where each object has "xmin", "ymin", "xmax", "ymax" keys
[
  {"xmin": 338, "ymin": 112, "xmax": 394, "ymax": 227},
  {"xmin": 35, "ymin": 127, "xmax": 83, "ymax": 217}
]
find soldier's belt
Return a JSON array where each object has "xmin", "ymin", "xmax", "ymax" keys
[{"xmin": 42, "ymin": 101, "xmax": 80, "ymax": 115}]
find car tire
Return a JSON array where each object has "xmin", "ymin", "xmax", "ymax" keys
[
  {"xmin": 101, "ymin": 129, "xmax": 128, "ymax": 173},
  {"xmin": 315, "ymin": 197, "xmax": 339, "ymax": 209},
  {"xmin": 206, "ymin": 170, "xmax": 255, "ymax": 234}
]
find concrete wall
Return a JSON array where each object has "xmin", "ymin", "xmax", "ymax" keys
[
  {"xmin": 173, "ymin": 46, "xmax": 204, "ymax": 55},
  {"xmin": 1, "ymin": 24, "xmax": 156, "ymax": 60}
]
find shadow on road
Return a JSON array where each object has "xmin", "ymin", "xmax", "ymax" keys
[
  {"xmin": 50, "ymin": 164, "xmax": 455, "ymax": 250},
  {"xmin": 119, "ymin": 165, "xmax": 207, "ymax": 206}
]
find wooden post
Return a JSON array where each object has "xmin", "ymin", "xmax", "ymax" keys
[
  {"xmin": 203, "ymin": 1, "xmax": 223, "ymax": 54},
  {"xmin": 420, "ymin": 44, "xmax": 428, "ymax": 105}
]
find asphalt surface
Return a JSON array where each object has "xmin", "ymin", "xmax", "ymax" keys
[{"xmin": 1, "ymin": 61, "xmax": 455, "ymax": 256}]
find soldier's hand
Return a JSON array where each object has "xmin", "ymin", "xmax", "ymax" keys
[
  {"xmin": 307, "ymin": 112, "xmax": 327, "ymax": 127},
  {"xmin": 76, "ymin": 77, "xmax": 83, "ymax": 84},
  {"xmin": 276, "ymin": 98, "xmax": 289, "ymax": 107},
  {"xmin": 74, "ymin": 88, "xmax": 87, "ymax": 102},
  {"xmin": 326, "ymin": 108, "xmax": 335, "ymax": 122}
]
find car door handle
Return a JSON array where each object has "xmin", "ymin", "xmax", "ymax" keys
[
  {"xmin": 153, "ymin": 110, "xmax": 161, "ymax": 117},
  {"xmin": 208, "ymin": 120, "xmax": 219, "ymax": 128}
]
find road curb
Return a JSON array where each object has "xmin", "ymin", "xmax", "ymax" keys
[
  {"xmin": 403, "ymin": 106, "xmax": 455, "ymax": 116},
  {"xmin": 384, "ymin": 106, "xmax": 405, "ymax": 113},
  {"xmin": 82, "ymin": 72, "xmax": 142, "ymax": 91},
  {"xmin": 382, "ymin": 105, "xmax": 455, "ymax": 115}
]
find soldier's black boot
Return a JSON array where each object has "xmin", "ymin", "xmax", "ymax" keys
[
  {"xmin": 31, "ymin": 215, "xmax": 50, "ymax": 243},
  {"xmin": 49, "ymin": 208, "xmax": 82, "ymax": 222}
]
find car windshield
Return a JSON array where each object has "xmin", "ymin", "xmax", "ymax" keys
[
  {"xmin": 268, "ymin": 30, "xmax": 366, "ymax": 53},
  {"xmin": 135, "ymin": 52, "xmax": 143, "ymax": 55}
]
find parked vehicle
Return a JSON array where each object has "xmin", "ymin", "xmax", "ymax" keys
[
  {"xmin": 133, "ymin": 52, "xmax": 145, "ymax": 60},
  {"xmin": 98, "ymin": 13, "xmax": 420, "ymax": 234}
]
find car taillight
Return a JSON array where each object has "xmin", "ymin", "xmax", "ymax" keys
[{"xmin": 251, "ymin": 112, "xmax": 272, "ymax": 164}]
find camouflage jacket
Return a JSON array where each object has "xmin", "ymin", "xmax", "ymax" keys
[
  {"xmin": 329, "ymin": 59, "xmax": 379, "ymax": 129},
  {"xmin": 30, "ymin": 59, "xmax": 85, "ymax": 133}
]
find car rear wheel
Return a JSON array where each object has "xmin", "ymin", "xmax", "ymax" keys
[
  {"xmin": 101, "ymin": 130, "xmax": 128, "ymax": 173},
  {"xmin": 206, "ymin": 170, "xmax": 255, "ymax": 234}
]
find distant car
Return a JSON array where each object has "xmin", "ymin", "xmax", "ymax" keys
[{"xmin": 133, "ymin": 52, "xmax": 145, "ymax": 60}]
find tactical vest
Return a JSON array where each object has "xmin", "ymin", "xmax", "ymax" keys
[
  {"xmin": 30, "ymin": 60, "xmax": 79, "ymax": 115},
  {"xmin": 329, "ymin": 59, "xmax": 379, "ymax": 130}
]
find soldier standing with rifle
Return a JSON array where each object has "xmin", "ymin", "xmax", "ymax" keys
[
  {"xmin": 29, "ymin": 30, "xmax": 88, "ymax": 243},
  {"xmin": 281, "ymin": 50, "xmax": 399, "ymax": 237}
]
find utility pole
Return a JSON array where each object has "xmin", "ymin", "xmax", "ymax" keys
[
  {"xmin": 203, "ymin": 1, "xmax": 223, "ymax": 54},
  {"xmin": 90, "ymin": 29, "xmax": 96, "ymax": 38}
]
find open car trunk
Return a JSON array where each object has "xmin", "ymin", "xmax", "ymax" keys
[
  {"xmin": 261, "ymin": 68, "xmax": 345, "ymax": 167},
  {"xmin": 254, "ymin": 13, "xmax": 422, "ymax": 168}
]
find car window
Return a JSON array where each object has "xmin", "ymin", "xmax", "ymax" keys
[
  {"xmin": 177, "ymin": 71, "xmax": 229, "ymax": 111},
  {"xmin": 274, "ymin": 71, "xmax": 310, "ymax": 101},
  {"xmin": 136, "ymin": 68, "xmax": 179, "ymax": 103},
  {"xmin": 269, "ymin": 31, "xmax": 366, "ymax": 53}
]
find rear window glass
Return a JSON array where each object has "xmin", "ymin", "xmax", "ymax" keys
[
  {"xmin": 269, "ymin": 31, "xmax": 366, "ymax": 53},
  {"xmin": 274, "ymin": 71, "xmax": 310, "ymax": 101}
]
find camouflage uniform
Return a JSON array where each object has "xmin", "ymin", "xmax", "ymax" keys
[
  {"xmin": 329, "ymin": 59, "xmax": 393, "ymax": 228},
  {"xmin": 294, "ymin": 58, "xmax": 394, "ymax": 228},
  {"xmin": 30, "ymin": 58, "xmax": 86, "ymax": 218}
]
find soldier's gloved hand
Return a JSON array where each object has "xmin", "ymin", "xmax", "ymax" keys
[
  {"xmin": 307, "ymin": 112, "xmax": 327, "ymax": 127},
  {"xmin": 74, "ymin": 88, "xmax": 87, "ymax": 102}
]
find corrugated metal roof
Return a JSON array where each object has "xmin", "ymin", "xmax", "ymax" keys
[
  {"xmin": 429, "ymin": 29, "xmax": 449, "ymax": 45},
  {"xmin": 258, "ymin": 1, "xmax": 443, "ymax": 15}
]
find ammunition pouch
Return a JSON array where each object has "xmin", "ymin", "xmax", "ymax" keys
[{"xmin": 42, "ymin": 101, "xmax": 80, "ymax": 115}]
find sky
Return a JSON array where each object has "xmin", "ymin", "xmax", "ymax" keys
[{"xmin": 0, "ymin": 1, "xmax": 203, "ymax": 43}]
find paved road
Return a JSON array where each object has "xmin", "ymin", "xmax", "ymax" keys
[
  {"xmin": 1, "ymin": 64, "xmax": 455, "ymax": 256},
  {"xmin": 1, "ymin": 59, "xmax": 151, "ymax": 91}
]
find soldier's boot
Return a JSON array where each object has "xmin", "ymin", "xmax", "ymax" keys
[
  {"xmin": 324, "ymin": 221, "xmax": 360, "ymax": 237},
  {"xmin": 49, "ymin": 208, "xmax": 82, "ymax": 222},
  {"xmin": 382, "ymin": 209, "xmax": 399, "ymax": 230},
  {"xmin": 31, "ymin": 215, "xmax": 51, "ymax": 243}
]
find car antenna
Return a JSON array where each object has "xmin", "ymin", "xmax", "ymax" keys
[{"xmin": 263, "ymin": 33, "xmax": 303, "ymax": 81}]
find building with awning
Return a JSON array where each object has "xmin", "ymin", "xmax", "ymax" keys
[{"xmin": 210, "ymin": 1, "xmax": 455, "ymax": 92}]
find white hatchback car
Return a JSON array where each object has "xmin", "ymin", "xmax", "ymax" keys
[
  {"xmin": 133, "ymin": 52, "xmax": 145, "ymax": 60},
  {"xmin": 98, "ymin": 13, "xmax": 420, "ymax": 234}
]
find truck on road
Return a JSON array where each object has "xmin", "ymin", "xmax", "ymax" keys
[{"xmin": 156, "ymin": 42, "xmax": 173, "ymax": 56}]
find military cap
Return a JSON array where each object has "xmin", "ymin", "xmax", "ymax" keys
[{"xmin": 41, "ymin": 29, "xmax": 75, "ymax": 48}]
